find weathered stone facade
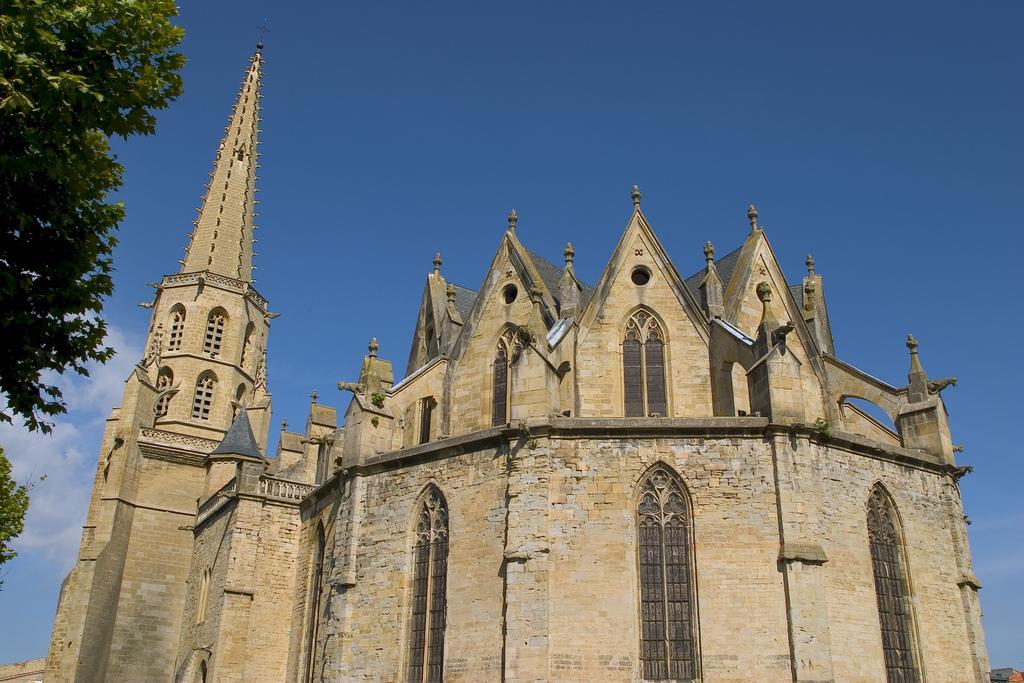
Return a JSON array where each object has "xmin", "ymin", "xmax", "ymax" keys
[{"xmin": 45, "ymin": 46, "xmax": 989, "ymax": 682}]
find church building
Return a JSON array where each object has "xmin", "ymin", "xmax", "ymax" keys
[{"xmin": 44, "ymin": 45, "xmax": 990, "ymax": 682}]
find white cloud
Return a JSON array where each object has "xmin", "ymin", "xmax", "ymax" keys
[{"xmin": 0, "ymin": 325, "xmax": 141, "ymax": 572}]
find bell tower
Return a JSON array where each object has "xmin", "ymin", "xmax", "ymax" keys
[
  {"xmin": 46, "ymin": 46, "xmax": 274, "ymax": 682},
  {"xmin": 147, "ymin": 45, "xmax": 273, "ymax": 449}
]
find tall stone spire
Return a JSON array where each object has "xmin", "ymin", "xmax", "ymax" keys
[{"xmin": 181, "ymin": 49, "xmax": 263, "ymax": 280}]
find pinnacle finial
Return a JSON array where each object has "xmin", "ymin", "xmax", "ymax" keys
[
  {"xmin": 368, "ymin": 337, "xmax": 379, "ymax": 357},
  {"xmin": 433, "ymin": 252, "xmax": 442, "ymax": 275},
  {"xmin": 806, "ymin": 254, "xmax": 815, "ymax": 276},
  {"xmin": 906, "ymin": 333, "xmax": 926, "ymax": 377},
  {"xmin": 756, "ymin": 281, "xmax": 772, "ymax": 303},
  {"xmin": 310, "ymin": 390, "xmax": 318, "ymax": 404},
  {"xmin": 747, "ymin": 204, "xmax": 759, "ymax": 232},
  {"xmin": 281, "ymin": 417, "xmax": 288, "ymax": 431},
  {"xmin": 704, "ymin": 241, "xmax": 715, "ymax": 264},
  {"xmin": 507, "ymin": 209, "xmax": 518, "ymax": 232},
  {"xmin": 563, "ymin": 242, "xmax": 575, "ymax": 265},
  {"xmin": 631, "ymin": 185, "xmax": 642, "ymax": 209}
]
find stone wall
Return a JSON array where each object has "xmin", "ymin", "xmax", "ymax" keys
[{"xmin": 296, "ymin": 421, "xmax": 985, "ymax": 681}]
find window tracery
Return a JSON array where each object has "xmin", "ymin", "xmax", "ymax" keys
[
  {"xmin": 408, "ymin": 488, "xmax": 449, "ymax": 683},
  {"xmin": 203, "ymin": 309, "xmax": 227, "ymax": 357},
  {"xmin": 624, "ymin": 310, "xmax": 668, "ymax": 417},
  {"xmin": 867, "ymin": 486, "xmax": 919, "ymax": 682},
  {"xmin": 492, "ymin": 327, "xmax": 527, "ymax": 426},
  {"xmin": 168, "ymin": 305, "xmax": 186, "ymax": 351},
  {"xmin": 192, "ymin": 373, "xmax": 216, "ymax": 420},
  {"xmin": 637, "ymin": 466, "xmax": 696, "ymax": 681}
]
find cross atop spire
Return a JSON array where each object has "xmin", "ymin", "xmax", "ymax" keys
[
  {"xmin": 256, "ymin": 19, "xmax": 270, "ymax": 51},
  {"xmin": 180, "ymin": 49, "xmax": 263, "ymax": 281}
]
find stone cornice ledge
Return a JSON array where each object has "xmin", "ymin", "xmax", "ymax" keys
[
  {"xmin": 770, "ymin": 424, "xmax": 948, "ymax": 473},
  {"xmin": 318, "ymin": 418, "xmax": 953, "ymax": 502}
]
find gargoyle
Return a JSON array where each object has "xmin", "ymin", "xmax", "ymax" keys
[
  {"xmin": 928, "ymin": 377, "xmax": 958, "ymax": 394},
  {"xmin": 337, "ymin": 381, "xmax": 365, "ymax": 394},
  {"xmin": 951, "ymin": 464, "xmax": 973, "ymax": 481},
  {"xmin": 771, "ymin": 322, "xmax": 795, "ymax": 346}
]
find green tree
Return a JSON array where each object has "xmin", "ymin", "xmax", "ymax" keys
[
  {"xmin": 0, "ymin": 446, "xmax": 30, "ymax": 588},
  {"xmin": 0, "ymin": 0, "xmax": 185, "ymax": 432}
]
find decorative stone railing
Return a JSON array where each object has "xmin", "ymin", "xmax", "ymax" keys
[
  {"xmin": 138, "ymin": 427, "xmax": 221, "ymax": 454},
  {"xmin": 196, "ymin": 477, "xmax": 237, "ymax": 525},
  {"xmin": 161, "ymin": 270, "xmax": 268, "ymax": 310},
  {"xmin": 258, "ymin": 476, "xmax": 314, "ymax": 503}
]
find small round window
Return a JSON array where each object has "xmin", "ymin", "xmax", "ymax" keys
[
  {"xmin": 631, "ymin": 266, "xmax": 651, "ymax": 286},
  {"xmin": 503, "ymin": 283, "xmax": 518, "ymax": 304}
]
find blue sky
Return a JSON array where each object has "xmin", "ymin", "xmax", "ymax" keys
[{"xmin": 1, "ymin": 0, "xmax": 1021, "ymax": 669}]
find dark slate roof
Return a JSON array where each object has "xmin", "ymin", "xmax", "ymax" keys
[
  {"xmin": 789, "ymin": 284, "xmax": 804, "ymax": 307},
  {"xmin": 684, "ymin": 245, "xmax": 742, "ymax": 301},
  {"xmin": 449, "ymin": 283, "xmax": 478, "ymax": 321},
  {"xmin": 210, "ymin": 409, "xmax": 262, "ymax": 458},
  {"xmin": 524, "ymin": 247, "xmax": 596, "ymax": 313}
]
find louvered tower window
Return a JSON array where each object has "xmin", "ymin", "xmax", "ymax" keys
[
  {"xmin": 155, "ymin": 368, "xmax": 174, "ymax": 418},
  {"xmin": 624, "ymin": 310, "xmax": 668, "ymax": 417},
  {"xmin": 867, "ymin": 486, "xmax": 919, "ymax": 682},
  {"xmin": 167, "ymin": 305, "xmax": 186, "ymax": 351},
  {"xmin": 408, "ymin": 487, "xmax": 449, "ymax": 683},
  {"xmin": 191, "ymin": 373, "xmax": 216, "ymax": 420},
  {"xmin": 305, "ymin": 524, "xmax": 326, "ymax": 682},
  {"xmin": 637, "ymin": 466, "xmax": 697, "ymax": 681},
  {"xmin": 204, "ymin": 309, "xmax": 227, "ymax": 357}
]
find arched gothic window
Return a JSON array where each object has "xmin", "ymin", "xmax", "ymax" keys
[
  {"xmin": 624, "ymin": 310, "xmax": 668, "ymax": 417},
  {"xmin": 240, "ymin": 322, "xmax": 255, "ymax": 367},
  {"xmin": 155, "ymin": 368, "xmax": 174, "ymax": 418},
  {"xmin": 167, "ymin": 305, "xmax": 186, "ymax": 351},
  {"xmin": 407, "ymin": 488, "xmax": 449, "ymax": 683},
  {"xmin": 203, "ymin": 309, "xmax": 227, "ymax": 357},
  {"xmin": 492, "ymin": 327, "xmax": 525, "ymax": 426},
  {"xmin": 637, "ymin": 465, "xmax": 697, "ymax": 681},
  {"xmin": 867, "ymin": 486, "xmax": 919, "ymax": 682},
  {"xmin": 192, "ymin": 372, "xmax": 217, "ymax": 420},
  {"xmin": 305, "ymin": 524, "xmax": 326, "ymax": 682}
]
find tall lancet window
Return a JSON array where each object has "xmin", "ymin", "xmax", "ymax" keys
[
  {"xmin": 637, "ymin": 465, "xmax": 697, "ymax": 681},
  {"xmin": 204, "ymin": 308, "xmax": 227, "ymax": 357},
  {"xmin": 407, "ymin": 487, "xmax": 449, "ymax": 683},
  {"xmin": 167, "ymin": 305, "xmax": 186, "ymax": 351},
  {"xmin": 305, "ymin": 524, "xmax": 326, "ymax": 683},
  {"xmin": 623, "ymin": 309, "xmax": 668, "ymax": 417},
  {"xmin": 492, "ymin": 327, "xmax": 524, "ymax": 426},
  {"xmin": 867, "ymin": 486, "xmax": 920, "ymax": 682},
  {"xmin": 155, "ymin": 368, "xmax": 174, "ymax": 418},
  {"xmin": 192, "ymin": 372, "xmax": 217, "ymax": 421}
]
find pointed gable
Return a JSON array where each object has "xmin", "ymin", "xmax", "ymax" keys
[
  {"xmin": 716, "ymin": 211, "xmax": 828, "ymax": 422},
  {"xmin": 574, "ymin": 188, "xmax": 712, "ymax": 418}
]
